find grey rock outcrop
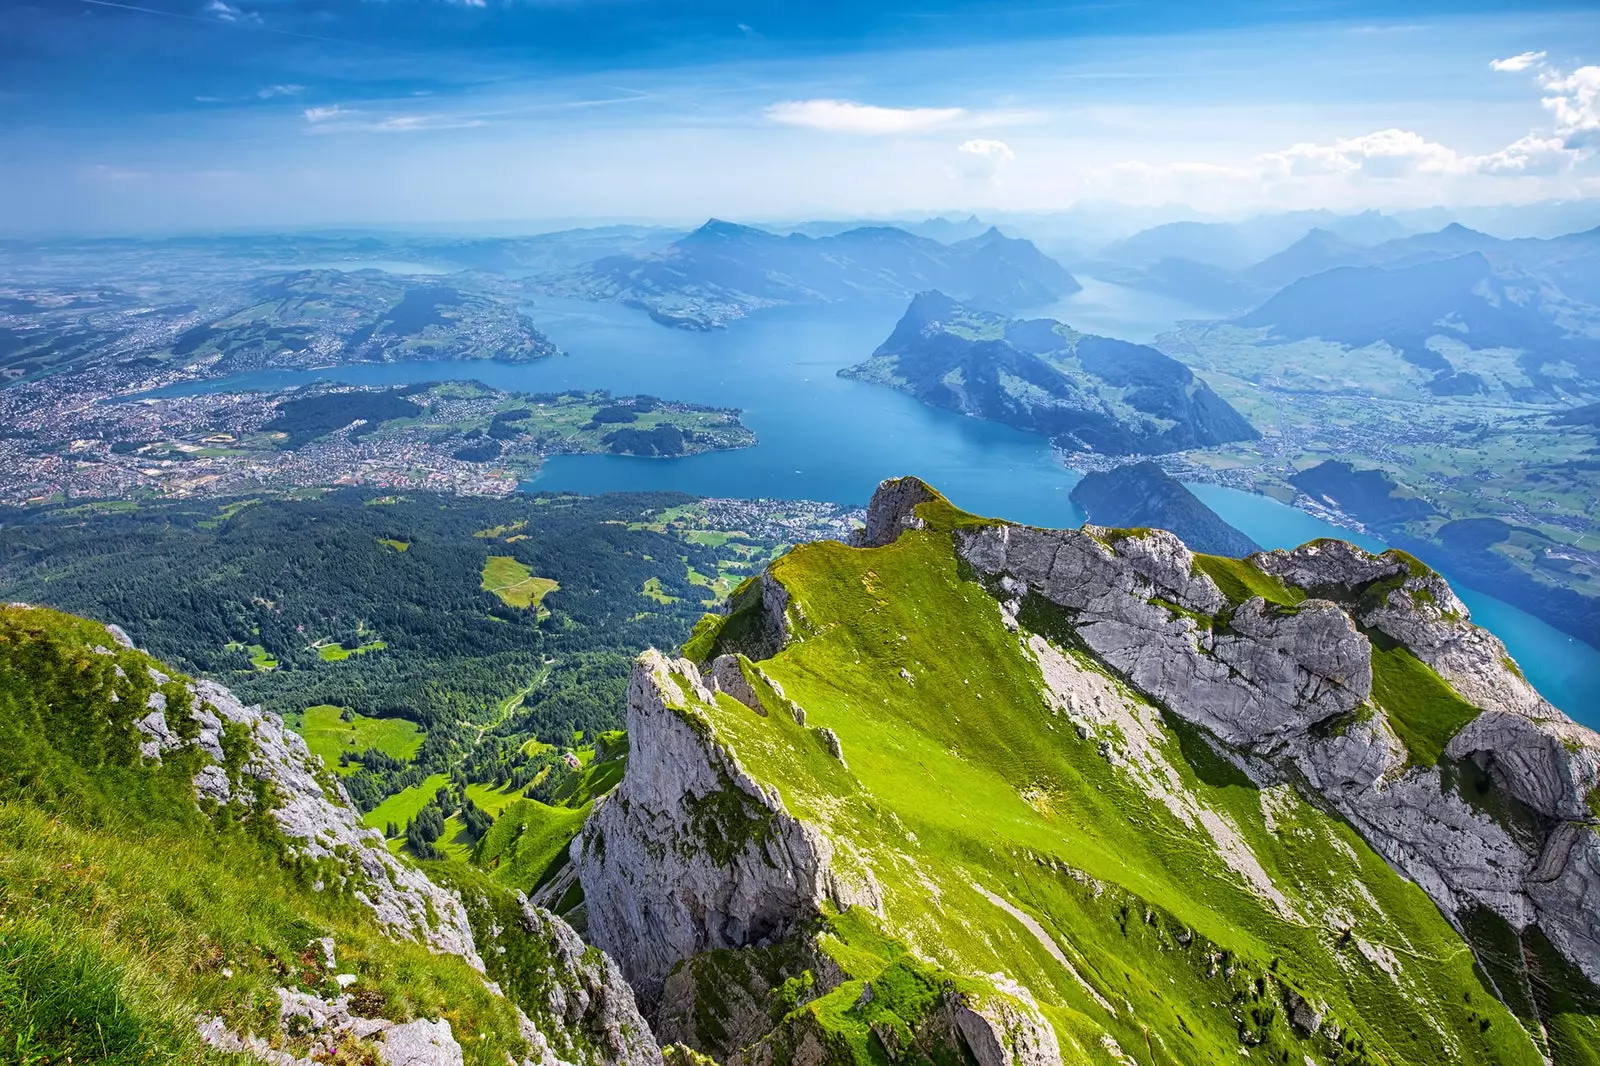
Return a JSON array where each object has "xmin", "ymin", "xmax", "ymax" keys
[
  {"xmin": 856, "ymin": 474, "xmax": 937, "ymax": 547},
  {"xmin": 576, "ymin": 650, "xmax": 882, "ymax": 1008},
  {"xmin": 138, "ymin": 676, "xmax": 482, "ymax": 965},
  {"xmin": 518, "ymin": 899, "xmax": 665, "ymax": 1066},
  {"xmin": 956, "ymin": 518, "xmax": 1370, "ymax": 751},
  {"xmin": 199, "ymin": 989, "xmax": 467, "ymax": 1066}
]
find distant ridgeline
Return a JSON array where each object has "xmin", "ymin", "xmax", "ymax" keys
[
  {"xmin": 535, "ymin": 219, "xmax": 1082, "ymax": 329},
  {"xmin": 166, "ymin": 269, "xmax": 560, "ymax": 372},
  {"xmin": 841, "ymin": 291, "xmax": 1260, "ymax": 455},
  {"xmin": 574, "ymin": 476, "xmax": 1600, "ymax": 1066},
  {"xmin": 1070, "ymin": 460, "xmax": 1260, "ymax": 557}
]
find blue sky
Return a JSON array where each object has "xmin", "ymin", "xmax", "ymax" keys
[{"xmin": 2, "ymin": 0, "xmax": 1599, "ymax": 232}]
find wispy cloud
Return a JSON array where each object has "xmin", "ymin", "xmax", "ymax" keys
[
  {"xmin": 1490, "ymin": 51, "xmax": 1546, "ymax": 73},
  {"xmin": 765, "ymin": 99, "xmax": 967, "ymax": 134},
  {"xmin": 203, "ymin": 0, "xmax": 259, "ymax": 24},
  {"xmin": 85, "ymin": 164, "xmax": 150, "ymax": 181},
  {"xmin": 303, "ymin": 104, "xmax": 485, "ymax": 133},
  {"xmin": 258, "ymin": 84, "xmax": 305, "ymax": 99}
]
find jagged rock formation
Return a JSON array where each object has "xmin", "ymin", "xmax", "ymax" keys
[
  {"xmin": 577, "ymin": 477, "xmax": 1600, "ymax": 1066},
  {"xmin": 577, "ymin": 649, "xmax": 882, "ymax": 1006},
  {"xmin": 138, "ymin": 672, "xmax": 482, "ymax": 965},
  {"xmin": 904, "ymin": 478, "xmax": 1600, "ymax": 985}
]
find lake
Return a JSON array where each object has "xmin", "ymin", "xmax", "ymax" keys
[{"xmin": 157, "ymin": 288, "xmax": 1600, "ymax": 721}]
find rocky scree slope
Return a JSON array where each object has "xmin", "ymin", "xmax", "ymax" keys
[
  {"xmin": 0, "ymin": 602, "xmax": 656, "ymax": 1066},
  {"xmin": 575, "ymin": 476, "xmax": 1600, "ymax": 1066},
  {"xmin": 840, "ymin": 292, "xmax": 1260, "ymax": 456}
]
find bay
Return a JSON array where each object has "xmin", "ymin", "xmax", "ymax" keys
[{"xmin": 155, "ymin": 290, "xmax": 1598, "ymax": 722}]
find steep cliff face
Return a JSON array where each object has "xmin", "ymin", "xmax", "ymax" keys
[
  {"xmin": 0, "ymin": 603, "xmax": 656, "ymax": 1066},
  {"xmin": 577, "ymin": 649, "xmax": 882, "ymax": 1006},
  {"xmin": 576, "ymin": 478, "xmax": 1600, "ymax": 1066}
]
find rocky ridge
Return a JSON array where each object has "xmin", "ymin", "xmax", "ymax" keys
[
  {"xmin": 573, "ymin": 477, "xmax": 1600, "ymax": 1066},
  {"xmin": 888, "ymin": 479, "xmax": 1600, "ymax": 986}
]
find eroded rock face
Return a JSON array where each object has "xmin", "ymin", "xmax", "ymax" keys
[
  {"xmin": 958, "ymin": 521, "xmax": 1370, "ymax": 751},
  {"xmin": 518, "ymin": 899, "xmax": 665, "ymax": 1066},
  {"xmin": 855, "ymin": 474, "xmax": 937, "ymax": 548},
  {"xmin": 135, "ymin": 676, "xmax": 482, "ymax": 965},
  {"xmin": 576, "ymin": 650, "xmax": 881, "ymax": 1008}
]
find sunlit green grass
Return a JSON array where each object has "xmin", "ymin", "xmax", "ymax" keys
[{"xmin": 285, "ymin": 704, "xmax": 422, "ymax": 776}]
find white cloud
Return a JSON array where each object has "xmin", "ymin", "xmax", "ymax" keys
[
  {"xmin": 85, "ymin": 164, "xmax": 149, "ymax": 182},
  {"xmin": 203, "ymin": 0, "xmax": 258, "ymax": 24},
  {"xmin": 1259, "ymin": 129, "xmax": 1460, "ymax": 179},
  {"xmin": 954, "ymin": 138, "xmax": 1014, "ymax": 181},
  {"xmin": 302, "ymin": 105, "xmax": 485, "ymax": 133},
  {"xmin": 765, "ymin": 99, "xmax": 967, "ymax": 135},
  {"xmin": 1491, "ymin": 51, "xmax": 1546, "ymax": 73},
  {"xmin": 1098, "ymin": 123, "xmax": 1583, "ymax": 209},
  {"xmin": 366, "ymin": 115, "xmax": 486, "ymax": 133},
  {"xmin": 1541, "ymin": 65, "xmax": 1600, "ymax": 149},
  {"xmin": 1464, "ymin": 135, "xmax": 1577, "ymax": 175},
  {"xmin": 258, "ymin": 84, "xmax": 305, "ymax": 99}
]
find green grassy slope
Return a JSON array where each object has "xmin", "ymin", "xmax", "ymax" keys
[
  {"xmin": 676, "ymin": 527, "xmax": 1556, "ymax": 1065},
  {"xmin": 286, "ymin": 703, "xmax": 423, "ymax": 774},
  {"xmin": 0, "ymin": 604, "xmax": 552, "ymax": 1065}
]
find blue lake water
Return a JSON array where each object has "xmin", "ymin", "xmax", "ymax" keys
[{"xmin": 157, "ymin": 293, "xmax": 1600, "ymax": 722}]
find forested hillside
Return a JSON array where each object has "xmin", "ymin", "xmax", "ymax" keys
[{"xmin": 0, "ymin": 490, "xmax": 818, "ymax": 816}]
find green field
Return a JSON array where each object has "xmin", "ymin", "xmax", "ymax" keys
[
  {"xmin": 429, "ymin": 783, "xmax": 536, "ymax": 861},
  {"xmin": 474, "ymin": 520, "xmax": 527, "ymax": 540},
  {"xmin": 362, "ymin": 772, "xmax": 450, "ymax": 842},
  {"xmin": 473, "ymin": 799, "xmax": 591, "ymax": 888},
  {"xmin": 642, "ymin": 576, "xmax": 679, "ymax": 604},
  {"xmin": 377, "ymin": 537, "xmax": 410, "ymax": 552},
  {"xmin": 286, "ymin": 704, "xmax": 423, "ymax": 775},
  {"xmin": 481, "ymin": 555, "xmax": 560, "ymax": 610},
  {"xmin": 316, "ymin": 640, "xmax": 386, "ymax": 662},
  {"xmin": 225, "ymin": 641, "xmax": 278, "ymax": 671}
]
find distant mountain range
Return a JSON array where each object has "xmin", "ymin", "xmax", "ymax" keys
[
  {"xmin": 1094, "ymin": 209, "xmax": 1411, "ymax": 272},
  {"xmin": 1087, "ymin": 217, "xmax": 1600, "ymax": 330},
  {"xmin": 533, "ymin": 219, "xmax": 1081, "ymax": 329},
  {"xmin": 839, "ymin": 291, "xmax": 1258, "ymax": 455},
  {"xmin": 1236, "ymin": 251, "xmax": 1600, "ymax": 397}
]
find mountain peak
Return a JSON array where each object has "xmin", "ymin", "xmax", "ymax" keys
[{"xmin": 682, "ymin": 218, "xmax": 773, "ymax": 242}]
